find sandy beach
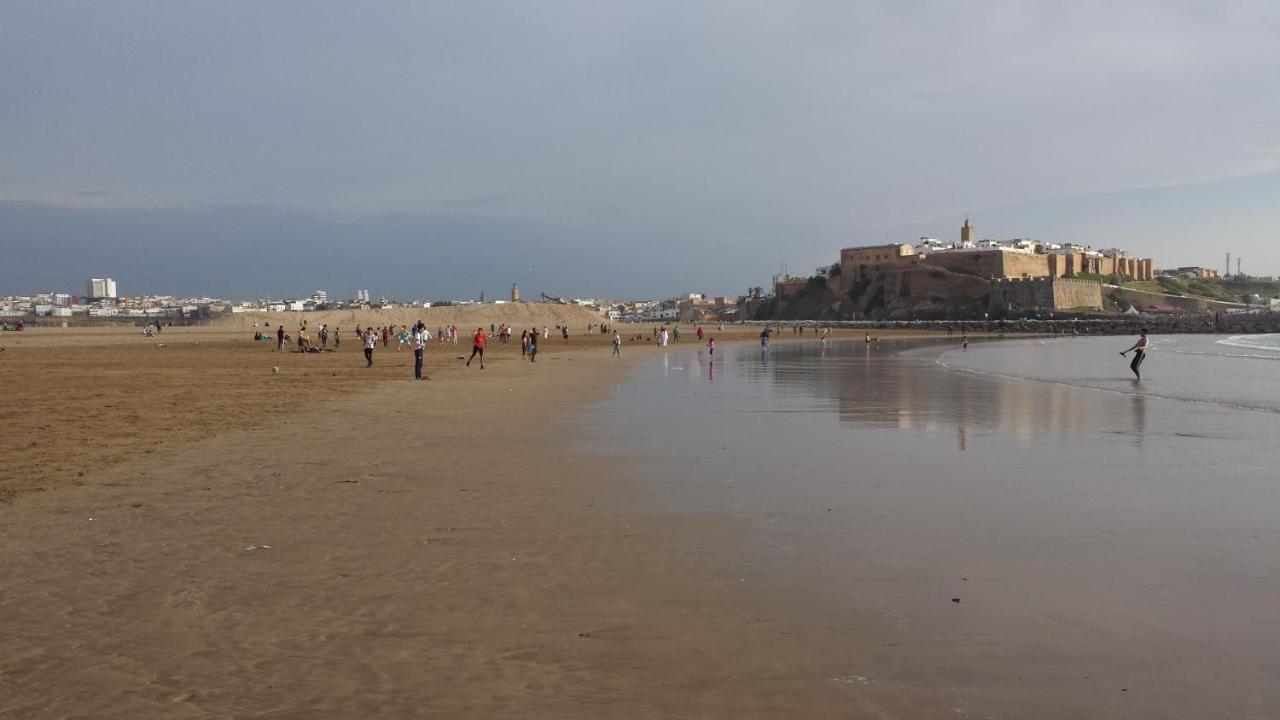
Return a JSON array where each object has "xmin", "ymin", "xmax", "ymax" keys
[
  {"xmin": 9, "ymin": 316, "xmax": 1274, "ymax": 718},
  {"xmin": 1, "ymin": 316, "xmax": 946, "ymax": 718}
]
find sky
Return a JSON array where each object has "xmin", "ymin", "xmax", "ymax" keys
[{"xmin": 3, "ymin": 1, "xmax": 1279, "ymax": 300}]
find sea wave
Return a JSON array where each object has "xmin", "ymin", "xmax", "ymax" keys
[{"xmin": 1217, "ymin": 334, "xmax": 1280, "ymax": 353}]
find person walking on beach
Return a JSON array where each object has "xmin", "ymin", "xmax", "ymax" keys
[
  {"xmin": 696, "ymin": 325, "xmax": 704, "ymax": 341},
  {"xmin": 381, "ymin": 326, "xmax": 389, "ymax": 348},
  {"xmin": 276, "ymin": 324, "xmax": 285, "ymax": 352},
  {"xmin": 467, "ymin": 327, "xmax": 487, "ymax": 369},
  {"xmin": 962, "ymin": 334, "xmax": 969, "ymax": 351},
  {"xmin": 759, "ymin": 327, "xmax": 771, "ymax": 349},
  {"xmin": 562, "ymin": 326, "xmax": 569, "ymax": 344},
  {"xmin": 707, "ymin": 336, "xmax": 716, "ymax": 359},
  {"xmin": 363, "ymin": 327, "xmax": 376, "ymax": 367},
  {"xmin": 1120, "ymin": 328, "xmax": 1150, "ymax": 379},
  {"xmin": 527, "ymin": 327, "xmax": 538, "ymax": 362},
  {"xmin": 334, "ymin": 327, "xmax": 341, "ymax": 349},
  {"xmin": 612, "ymin": 331, "xmax": 622, "ymax": 358}
]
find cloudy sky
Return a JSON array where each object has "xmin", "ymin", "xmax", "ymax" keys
[{"xmin": 3, "ymin": 1, "xmax": 1279, "ymax": 299}]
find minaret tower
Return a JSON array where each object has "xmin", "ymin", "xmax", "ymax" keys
[
  {"xmin": 511, "ymin": 283, "xmax": 521, "ymax": 303},
  {"xmin": 960, "ymin": 216, "xmax": 974, "ymax": 246}
]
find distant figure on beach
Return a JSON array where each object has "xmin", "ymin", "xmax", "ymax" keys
[
  {"xmin": 412, "ymin": 322, "xmax": 428, "ymax": 380},
  {"xmin": 865, "ymin": 332, "xmax": 872, "ymax": 344},
  {"xmin": 528, "ymin": 327, "xmax": 538, "ymax": 363},
  {"xmin": 612, "ymin": 331, "xmax": 622, "ymax": 358},
  {"xmin": 707, "ymin": 337, "xmax": 716, "ymax": 358},
  {"xmin": 759, "ymin": 327, "xmax": 771, "ymax": 349},
  {"xmin": 363, "ymin": 327, "xmax": 376, "ymax": 367},
  {"xmin": 467, "ymin": 327, "xmax": 487, "ymax": 369},
  {"xmin": 276, "ymin": 325, "xmax": 285, "ymax": 352},
  {"xmin": 962, "ymin": 335, "xmax": 969, "ymax": 351},
  {"xmin": 696, "ymin": 325, "xmax": 704, "ymax": 341},
  {"xmin": 543, "ymin": 326, "xmax": 548, "ymax": 340},
  {"xmin": 381, "ymin": 326, "xmax": 389, "ymax": 348},
  {"xmin": 562, "ymin": 326, "xmax": 569, "ymax": 344},
  {"xmin": 673, "ymin": 326, "xmax": 680, "ymax": 343},
  {"xmin": 334, "ymin": 327, "xmax": 341, "ymax": 349},
  {"xmin": 1120, "ymin": 328, "xmax": 1150, "ymax": 379}
]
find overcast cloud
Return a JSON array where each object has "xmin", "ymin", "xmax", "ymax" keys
[{"xmin": 3, "ymin": 1, "xmax": 1279, "ymax": 298}]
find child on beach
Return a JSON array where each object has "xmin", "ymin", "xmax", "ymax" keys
[{"xmin": 707, "ymin": 337, "xmax": 716, "ymax": 359}]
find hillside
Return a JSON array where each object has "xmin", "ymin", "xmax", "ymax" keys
[
  {"xmin": 765, "ymin": 264, "xmax": 992, "ymax": 320},
  {"xmin": 1123, "ymin": 276, "xmax": 1280, "ymax": 305}
]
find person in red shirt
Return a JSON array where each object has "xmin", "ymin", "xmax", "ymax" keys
[{"xmin": 466, "ymin": 327, "xmax": 488, "ymax": 369}]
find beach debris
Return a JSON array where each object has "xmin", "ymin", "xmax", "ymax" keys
[
  {"xmin": 172, "ymin": 692, "xmax": 194, "ymax": 703},
  {"xmin": 951, "ymin": 598, "xmax": 961, "ymax": 603},
  {"xmin": 831, "ymin": 675, "xmax": 873, "ymax": 685},
  {"xmin": 243, "ymin": 544, "xmax": 272, "ymax": 551},
  {"xmin": 272, "ymin": 366, "xmax": 280, "ymax": 374},
  {"xmin": 156, "ymin": 343, "xmax": 166, "ymax": 348}
]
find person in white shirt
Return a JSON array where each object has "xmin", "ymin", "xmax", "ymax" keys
[
  {"xmin": 362, "ymin": 327, "xmax": 376, "ymax": 367},
  {"xmin": 412, "ymin": 322, "xmax": 429, "ymax": 380}
]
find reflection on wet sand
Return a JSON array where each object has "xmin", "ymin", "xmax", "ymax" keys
[
  {"xmin": 595, "ymin": 337, "xmax": 1280, "ymax": 719},
  {"xmin": 738, "ymin": 339, "xmax": 1117, "ymax": 444}
]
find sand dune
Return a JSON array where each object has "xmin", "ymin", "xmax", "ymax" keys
[{"xmin": 214, "ymin": 303, "xmax": 606, "ymax": 332}]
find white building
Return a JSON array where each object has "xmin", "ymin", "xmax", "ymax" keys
[{"xmin": 87, "ymin": 277, "xmax": 118, "ymax": 299}]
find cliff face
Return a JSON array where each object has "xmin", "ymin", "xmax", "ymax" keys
[
  {"xmin": 847, "ymin": 265, "xmax": 991, "ymax": 319},
  {"xmin": 768, "ymin": 264, "xmax": 992, "ymax": 320}
]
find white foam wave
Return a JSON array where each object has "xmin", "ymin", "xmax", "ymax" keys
[{"xmin": 1217, "ymin": 334, "xmax": 1280, "ymax": 353}]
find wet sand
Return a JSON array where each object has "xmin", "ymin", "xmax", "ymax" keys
[
  {"xmin": 1, "ymin": 323, "xmax": 950, "ymax": 718},
  {"xmin": 589, "ymin": 337, "xmax": 1280, "ymax": 719}
]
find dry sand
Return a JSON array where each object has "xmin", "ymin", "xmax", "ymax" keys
[{"xmin": 0, "ymin": 317, "xmax": 952, "ymax": 718}]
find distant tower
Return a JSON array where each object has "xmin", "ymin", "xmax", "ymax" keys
[
  {"xmin": 511, "ymin": 283, "xmax": 520, "ymax": 303},
  {"xmin": 480, "ymin": 290, "xmax": 485, "ymax": 303},
  {"xmin": 1226, "ymin": 253, "xmax": 1231, "ymax": 277},
  {"xmin": 961, "ymin": 216, "xmax": 974, "ymax": 246},
  {"xmin": 1237, "ymin": 257, "xmax": 1242, "ymax": 277}
]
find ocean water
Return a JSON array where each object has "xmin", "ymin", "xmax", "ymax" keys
[
  {"xmin": 939, "ymin": 332, "xmax": 1280, "ymax": 413},
  {"xmin": 584, "ymin": 336, "xmax": 1280, "ymax": 717}
]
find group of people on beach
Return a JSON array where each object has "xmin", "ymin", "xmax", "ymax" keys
[{"xmin": 260, "ymin": 316, "xmax": 1154, "ymax": 382}]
